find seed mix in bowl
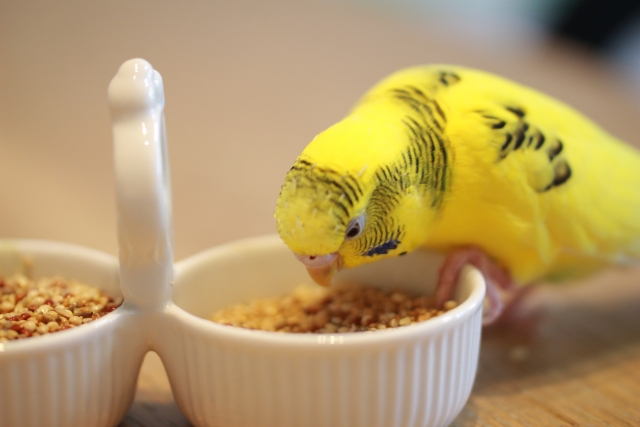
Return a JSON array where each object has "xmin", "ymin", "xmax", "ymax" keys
[
  {"xmin": 211, "ymin": 284, "xmax": 458, "ymax": 333},
  {"xmin": 0, "ymin": 273, "xmax": 122, "ymax": 342}
]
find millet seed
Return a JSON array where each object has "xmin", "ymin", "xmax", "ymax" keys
[
  {"xmin": 0, "ymin": 273, "xmax": 122, "ymax": 341},
  {"xmin": 211, "ymin": 284, "xmax": 458, "ymax": 333}
]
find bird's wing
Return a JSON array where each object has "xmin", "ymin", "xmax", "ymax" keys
[
  {"xmin": 475, "ymin": 105, "xmax": 572, "ymax": 194},
  {"xmin": 472, "ymin": 100, "xmax": 640, "ymax": 275}
]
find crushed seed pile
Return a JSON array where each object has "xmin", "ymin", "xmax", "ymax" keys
[
  {"xmin": 0, "ymin": 273, "xmax": 122, "ymax": 342},
  {"xmin": 211, "ymin": 284, "xmax": 457, "ymax": 333}
]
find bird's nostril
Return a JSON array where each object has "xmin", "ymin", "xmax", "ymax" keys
[{"xmin": 295, "ymin": 253, "xmax": 338, "ymax": 268}]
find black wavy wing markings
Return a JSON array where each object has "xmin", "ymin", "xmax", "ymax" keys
[{"xmin": 477, "ymin": 106, "xmax": 573, "ymax": 192}]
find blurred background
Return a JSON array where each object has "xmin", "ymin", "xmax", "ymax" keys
[{"xmin": 1, "ymin": 0, "xmax": 639, "ymax": 260}]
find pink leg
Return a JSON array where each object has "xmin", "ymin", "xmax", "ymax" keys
[{"xmin": 436, "ymin": 246, "xmax": 515, "ymax": 325}]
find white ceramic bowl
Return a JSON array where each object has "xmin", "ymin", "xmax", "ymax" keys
[
  {"xmin": 0, "ymin": 239, "xmax": 146, "ymax": 427},
  {"xmin": 156, "ymin": 234, "xmax": 484, "ymax": 427}
]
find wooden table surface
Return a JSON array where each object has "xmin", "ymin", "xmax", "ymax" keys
[{"xmin": 120, "ymin": 268, "xmax": 640, "ymax": 427}]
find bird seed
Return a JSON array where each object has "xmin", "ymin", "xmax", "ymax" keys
[
  {"xmin": 0, "ymin": 273, "xmax": 122, "ymax": 341},
  {"xmin": 210, "ymin": 284, "xmax": 457, "ymax": 333}
]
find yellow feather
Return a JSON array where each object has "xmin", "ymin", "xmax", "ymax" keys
[{"xmin": 275, "ymin": 65, "xmax": 640, "ymax": 283}]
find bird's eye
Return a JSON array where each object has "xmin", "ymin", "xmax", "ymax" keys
[{"xmin": 345, "ymin": 214, "xmax": 365, "ymax": 240}]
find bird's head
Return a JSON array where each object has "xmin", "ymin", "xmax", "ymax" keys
[{"xmin": 275, "ymin": 110, "xmax": 437, "ymax": 286}]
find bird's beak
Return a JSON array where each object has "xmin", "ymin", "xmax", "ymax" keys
[
  {"xmin": 306, "ymin": 260, "xmax": 341, "ymax": 287},
  {"xmin": 294, "ymin": 252, "xmax": 341, "ymax": 287}
]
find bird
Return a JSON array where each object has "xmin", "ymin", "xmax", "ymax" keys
[{"xmin": 274, "ymin": 65, "xmax": 640, "ymax": 324}]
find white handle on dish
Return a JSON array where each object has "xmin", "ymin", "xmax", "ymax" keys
[{"xmin": 108, "ymin": 58, "xmax": 173, "ymax": 310}]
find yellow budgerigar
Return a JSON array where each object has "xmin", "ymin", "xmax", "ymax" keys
[{"xmin": 274, "ymin": 65, "xmax": 640, "ymax": 323}]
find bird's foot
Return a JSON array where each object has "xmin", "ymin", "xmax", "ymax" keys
[
  {"xmin": 436, "ymin": 246, "xmax": 515, "ymax": 325},
  {"xmin": 485, "ymin": 284, "xmax": 544, "ymax": 338}
]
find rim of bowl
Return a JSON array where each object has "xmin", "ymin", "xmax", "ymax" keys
[
  {"xmin": 0, "ymin": 239, "xmax": 125, "ymax": 353},
  {"xmin": 169, "ymin": 235, "xmax": 486, "ymax": 347}
]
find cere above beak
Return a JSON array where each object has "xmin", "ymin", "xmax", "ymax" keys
[{"xmin": 294, "ymin": 253, "xmax": 341, "ymax": 287}]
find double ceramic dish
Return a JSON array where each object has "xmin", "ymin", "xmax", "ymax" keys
[{"xmin": 0, "ymin": 59, "xmax": 485, "ymax": 427}]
